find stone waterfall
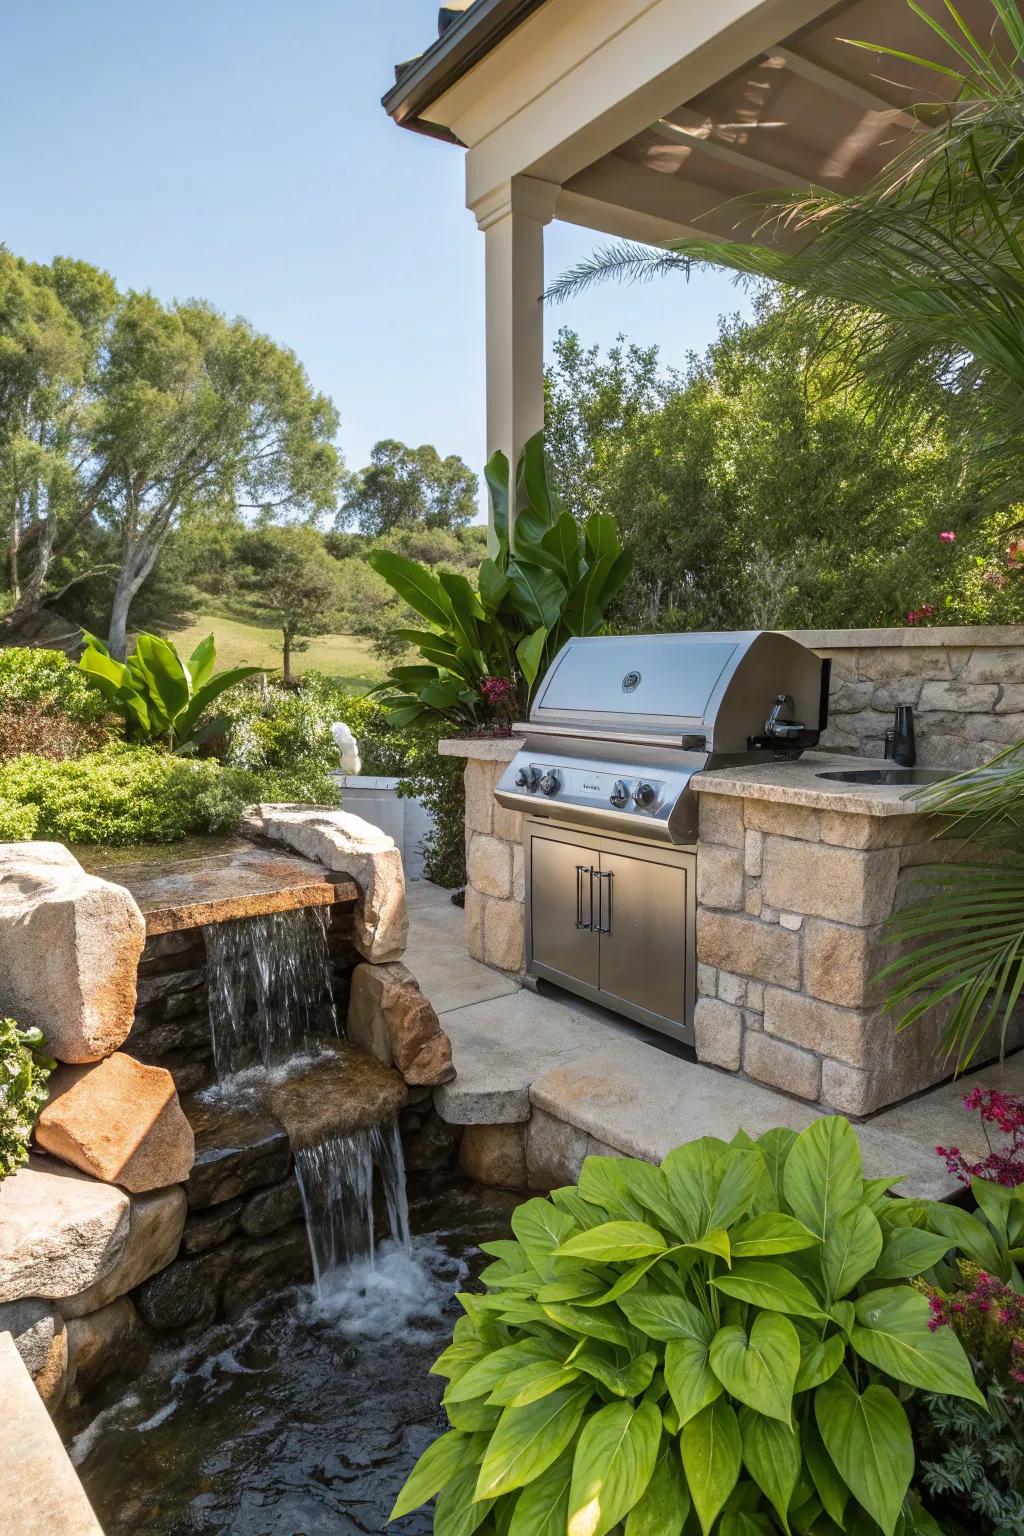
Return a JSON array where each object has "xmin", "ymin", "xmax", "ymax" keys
[{"xmin": 203, "ymin": 906, "xmax": 411, "ymax": 1295}]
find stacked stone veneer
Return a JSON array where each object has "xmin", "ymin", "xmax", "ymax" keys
[
  {"xmin": 441, "ymin": 739, "xmax": 526, "ymax": 974},
  {"xmin": 791, "ymin": 625, "xmax": 1024, "ymax": 769},
  {"xmin": 693, "ymin": 790, "xmax": 1022, "ymax": 1116}
]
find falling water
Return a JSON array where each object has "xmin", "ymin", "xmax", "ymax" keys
[
  {"xmin": 295, "ymin": 1123, "xmax": 411, "ymax": 1295},
  {"xmin": 202, "ymin": 906, "xmax": 411, "ymax": 1292},
  {"xmin": 204, "ymin": 906, "xmax": 339, "ymax": 1077}
]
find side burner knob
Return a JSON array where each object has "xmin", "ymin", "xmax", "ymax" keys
[
  {"xmin": 610, "ymin": 779, "xmax": 630, "ymax": 808},
  {"xmin": 539, "ymin": 770, "xmax": 561, "ymax": 796},
  {"xmin": 515, "ymin": 765, "xmax": 540, "ymax": 790},
  {"xmin": 633, "ymin": 781, "xmax": 657, "ymax": 809}
]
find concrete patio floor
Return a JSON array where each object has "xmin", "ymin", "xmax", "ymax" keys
[{"xmin": 404, "ymin": 880, "xmax": 1024, "ymax": 1202}]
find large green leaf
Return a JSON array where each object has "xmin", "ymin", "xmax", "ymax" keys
[
  {"xmin": 739, "ymin": 1409, "xmax": 800, "ymax": 1531},
  {"xmin": 802, "ymin": 1417, "xmax": 848, "ymax": 1530},
  {"xmin": 709, "ymin": 1312, "xmax": 800, "ymax": 1424},
  {"xmin": 489, "ymin": 1361, "xmax": 583, "ymax": 1408},
  {"xmin": 873, "ymin": 1227, "xmax": 952, "ymax": 1280},
  {"xmin": 507, "ymin": 1449, "xmax": 574, "ymax": 1536},
  {"xmin": 850, "ymin": 1286, "xmax": 985, "ymax": 1402},
  {"xmin": 578, "ymin": 1157, "xmax": 647, "ymax": 1221},
  {"xmin": 567, "ymin": 1399, "xmax": 661, "ymax": 1536},
  {"xmin": 664, "ymin": 1336, "xmax": 722, "ymax": 1427},
  {"xmin": 516, "ymin": 626, "xmax": 548, "ymax": 689},
  {"xmin": 756, "ymin": 1129, "xmax": 797, "ymax": 1205},
  {"xmin": 540, "ymin": 513, "xmax": 582, "ymax": 582},
  {"xmin": 713, "ymin": 1260, "xmax": 824, "ymax": 1319},
  {"xmin": 174, "ymin": 665, "xmax": 265, "ymax": 743},
  {"xmin": 927, "ymin": 1201, "xmax": 1005, "ymax": 1275},
  {"xmin": 730, "ymin": 1214, "xmax": 819, "ymax": 1259},
  {"xmin": 475, "ymin": 1385, "xmax": 591, "ymax": 1499},
  {"xmin": 815, "ymin": 1373, "xmax": 913, "ymax": 1536},
  {"xmin": 484, "ymin": 450, "xmax": 511, "ymax": 554},
  {"xmin": 511, "ymin": 1199, "xmax": 576, "ymax": 1271},
  {"xmin": 783, "ymin": 1118, "xmax": 863, "ymax": 1241},
  {"xmin": 661, "ymin": 1138, "xmax": 729, "ymax": 1239},
  {"xmin": 557, "ymin": 1221, "xmax": 667, "ymax": 1263},
  {"xmin": 573, "ymin": 1350, "xmax": 657, "ymax": 1398},
  {"xmin": 447, "ymin": 1342, "xmax": 559, "ymax": 1404},
  {"xmin": 436, "ymin": 1464, "xmax": 494, "ymax": 1536},
  {"xmin": 583, "ymin": 514, "xmax": 621, "ymax": 565},
  {"xmin": 368, "ymin": 548, "xmax": 453, "ymax": 628},
  {"xmin": 133, "ymin": 632, "xmax": 190, "ymax": 722},
  {"xmin": 680, "ymin": 1398, "xmax": 742, "ymax": 1536},
  {"xmin": 506, "ymin": 559, "xmax": 567, "ymax": 631},
  {"xmin": 391, "ymin": 1429, "xmax": 480, "ymax": 1520},
  {"xmin": 619, "ymin": 1292, "xmax": 709, "ymax": 1343},
  {"xmin": 792, "ymin": 1326, "xmax": 844, "ymax": 1393},
  {"xmin": 820, "ymin": 1205, "xmax": 883, "ymax": 1302},
  {"xmin": 624, "ymin": 1441, "xmax": 691, "ymax": 1536},
  {"xmin": 478, "ymin": 557, "xmax": 511, "ymax": 613},
  {"xmin": 187, "ymin": 633, "xmax": 217, "ymax": 691}
]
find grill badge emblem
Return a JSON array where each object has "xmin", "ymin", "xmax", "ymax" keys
[{"xmin": 621, "ymin": 671, "xmax": 641, "ymax": 694}]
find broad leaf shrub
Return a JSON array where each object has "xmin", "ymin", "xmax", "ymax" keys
[
  {"xmin": 0, "ymin": 646, "xmax": 111, "ymax": 722},
  {"xmin": 79, "ymin": 630, "xmax": 263, "ymax": 751},
  {"xmin": 393, "ymin": 1118, "xmax": 981, "ymax": 1536},
  {"xmin": 0, "ymin": 1017, "xmax": 54, "ymax": 1179}
]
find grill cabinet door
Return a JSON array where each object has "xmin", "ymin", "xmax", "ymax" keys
[
  {"xmin": 529, "ymin": 832, "xmax": 599, "ymax": 990},
  {"xmin": 597, "ymin": 848, "xmax": 690, "ymax": 1029}
]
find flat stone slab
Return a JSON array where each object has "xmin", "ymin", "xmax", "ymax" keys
[
  {"xmin": 92, "ymin": 844, "xmax": 358, "ymax": 935},
  {"xmin": 694, "ymin": 750, "xmax": 943, "ymax": 819},
  {"xmin": 0, "ymin": 1333, "xmax": 104, "ymax": 1535},
  {"xmin": 871, "ymin": 1053, "xmax": 1024, "ymax": 1167},
  {"xmin": 529, "ymin": 1045, "xmax": 962, "ymax": 1201},
  {"xmin": 0, "ymin": 1160, "xmax": 129, "ymax": 1303},
  {"xmin": 405, "ymin": 882, "xmax": 519, "ymax": 1015},
  {"xmin": 268, "ymin": 1042, "xmax": 407, "ymax": 1148},
  {"xmin": 438, "ymin": 736, "xmax": 523, "ymax": 762},
  {"xmin": 436, "ymin": 990, "xmax": 639, "ymax": 1124}
]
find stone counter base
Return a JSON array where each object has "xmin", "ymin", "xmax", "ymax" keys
[{"xmin": 695, "ymin": 791, "xmax": 1023, "ymax": 1115}]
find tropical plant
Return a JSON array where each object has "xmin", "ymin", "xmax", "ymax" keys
[
  {"xmin": 546, "ymin": 1, "xmax": 1024, "ymax": 508},
  {"xmin": 392, "ymin": 1116, "xmax": 982, "ymax": 1536},
  {"xmin": 0, "ymin": 1016, "xmax": 54, "ymax": 1179},
  {"xmin": 368, "ymin": 431, "xmax": 631, "ymax": 727},
  {"xmin": 877, "ymin": 744, "xmax": 1024, "ymax": 1072},
  {"xmin": 78, "ymin": 629, "xmax": 263, "ymax": 751}
]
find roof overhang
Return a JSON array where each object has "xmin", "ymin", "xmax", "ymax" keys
[{"xmin": 383, "ymin": 0, "xmax": 548, "ymax": 144}]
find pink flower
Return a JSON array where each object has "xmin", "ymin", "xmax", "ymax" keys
[
  {"xmin": 940, "ymin": 530, "xmax": 957, "ymax": 543},
  {"xmin": 906, "ymin": 610, "xmax": 920, "ymax": 626},
  {"xmin": 919, "ymin": 602, "xmax": 936, "ymax": 616}
]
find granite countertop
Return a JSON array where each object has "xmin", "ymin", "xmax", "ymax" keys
[
  {"xmin": 439, "ymin": 735, "xmax": 524, "ymax": 761},
  {"xmin": 692, "ymin": 751, "xmax": 956, "ymax": 817}
]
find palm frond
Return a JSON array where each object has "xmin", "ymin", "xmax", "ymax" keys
[{"xmin": 544, "ymin": 242, "xmax": 695, "ymax": 305}]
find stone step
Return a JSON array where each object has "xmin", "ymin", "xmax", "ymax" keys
[
  {"xmin": 0, "ymin": 1160, "xmax": 130, "ymax": 1304},
  {"xmin": 0, "ymin": 1332, "xmax": 103, "ymax": 1535}
]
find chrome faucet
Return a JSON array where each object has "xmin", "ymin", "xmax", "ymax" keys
[
  {"xmin": 764, "ymin": 694, "xmax": 805, "ymax": 741},
  {"xmin": 884, "ymin": 705, "xmax": 916, "ymax": 768}
]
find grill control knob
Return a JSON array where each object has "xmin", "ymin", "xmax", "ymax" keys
[
  {"xmin": 633, "ymin": 781, "xmax": 657, "ymax": 810},
  {"xmin": 515, "ymin": 765, "xmax": 541, "ymax": 791},
  {"xmin": 610, "ymin": 779, "xmax": 630, "ymax": 808},
  {"xmin": 539, "ymin": 770, "xmax": 561, "ymax": 796}
]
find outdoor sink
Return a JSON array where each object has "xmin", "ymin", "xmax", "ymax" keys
[{"xmin": 815, "ymin": 767, "xmax": 952, "ymax": 786}]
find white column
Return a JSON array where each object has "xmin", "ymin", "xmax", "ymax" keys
[{"xmin": 473, "ymin": 175, "xmax": 559, "ymax": 546}]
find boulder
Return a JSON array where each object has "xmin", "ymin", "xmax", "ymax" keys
[
  {"xmin": 347, "ymin": 961, "xmax": 455, "ymax": 1086},
  {"xmin": 220, "ymin": 1226, "xmax": 312, "ymax": 1318},
  {"xmin": 241, "ymin": 806, "xmax": 408, "ymax": 962},
  {"xmin": 61, "ymin": 1185, "xmax": 187, "ymax": 1318},
  {"xmin": 239, "ymin": 1176, "xmax": 303, "ymax": 1238},
  {"xmin": 0, "ymin": 1298, "xmax": 67, "ymax": 1409},
  {"xmin": 459, "ymin": 1123, "xmax": 527, "ymax": 1189},
  {"xmin": 136, "ymin": 1246, "xmax": 234, "ymax": 1331},
  {"xmin": 0, "ymin": 1160, "xmax": 129, "ymax": 1303},
  {"xmin": 181, "ymin": 1197, "xmax": 243, "ymax": 1255},
  {"xmin": 182, "ymin": 1096, "xmax": 292, "ymax": 1210},
  {"xmin": 0, "ymin": 842, "xmax": 145, "ymax": 1062},
  {"xmin": 65, "ymin": 1297, "xmax": 149, "ymax": 1407},
  {"xmin": 267, "ymin": 1043, "xmax": 407, "ymax": 1150},
  {"xmin": 35, "ymin": 1053, "xmax": 195, "ymax": 1192}
]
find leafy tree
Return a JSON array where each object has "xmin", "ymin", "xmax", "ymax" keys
[
  {"xmin": 95, "ymin": 293, "xmax": 342, "ymax": 658},
  {"xmin": 0, "ymin": 251, "xmax": 119, "ymax": 627},
  {"xmin": 340, "ymin": 438, "xmax": 477, "ymax": 535},
  {"xmin": 544, "ymin": 300, "xmax": 986, "ymax": 632},
  {"xmin": 236, "ymin": 524, "xmax": 346, "ymax": 681}
]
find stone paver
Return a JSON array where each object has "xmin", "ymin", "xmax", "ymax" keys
[
  {"xmin": 404, "ymin": 882, "xmax": 518, "ymax": 1015},
  {"xmin": 0, "ymin": 1332, "xmax": 104, "ymax": 1534}
]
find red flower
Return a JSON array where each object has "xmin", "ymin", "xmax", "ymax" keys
[{"xmin": 939, "ymin": 530, "xmax": 957, "ymax": 543}]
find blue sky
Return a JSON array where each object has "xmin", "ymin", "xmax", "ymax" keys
[{"xmin": 1, "ymin": 0, "xmax": 752, "ymax": 513}]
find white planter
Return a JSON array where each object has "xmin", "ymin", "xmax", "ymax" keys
[{"xmin": 331, "ymin": 774, "xmax": 434, "ymax": 880}]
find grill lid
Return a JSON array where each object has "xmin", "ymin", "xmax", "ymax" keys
[{"xmin": 528, "ymin": 631, "xmax": 827, "ymax": 751}]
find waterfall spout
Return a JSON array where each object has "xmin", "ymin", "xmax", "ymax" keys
[
  {"xmin": 204, "ymin": 906, "xmax": 338, "ymax": 1077},
  {"xmin": 294, "ymin": 1123, "xmax": 411, "ymax": 1295}
]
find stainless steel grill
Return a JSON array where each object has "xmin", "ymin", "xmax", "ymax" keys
[{"xmin": 495, "ymin": 631, "xmax": 830, "ymax": 1045}]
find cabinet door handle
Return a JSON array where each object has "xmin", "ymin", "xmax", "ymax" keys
[
  {"xmin": 595, "ymin": 869, "xmax": 613, "ymax": 934},
  {"xmin": 576, "ymin": 864, "xmax": 594, "ymax": 930}
]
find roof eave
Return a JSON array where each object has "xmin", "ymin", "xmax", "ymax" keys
[{"xmin": 383, "ymin": 0, "xmax": 547, "ymax": 144}]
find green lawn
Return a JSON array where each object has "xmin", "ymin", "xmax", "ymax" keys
[{"xmin": 164, "ymin": 612, "xmax": 384, "ymax": 688}]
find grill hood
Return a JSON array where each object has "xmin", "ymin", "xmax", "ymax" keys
[{"xmin": 527, "ymin": 631, "xmax": 828, "ymax": 753}]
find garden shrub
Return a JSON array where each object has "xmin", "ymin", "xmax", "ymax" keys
[
  {"xmin": 219, "ymin": 678, "xmax": 339, "ymax": 804},
  {"xmin": 0, "ymin": 646, "xmax": 111, "ymax": 722},
  {"xmin": 0, "ymin": 797, "xmax": 40, "ymax": 840},
  {"xmin": 394, "ymin": 1117, "xmax": 980, "ymax": 1536},
  {"xmin": 0, "ymin": 745, "xmax": 278, "ymax": 846},
  {"xmin": 0, "ymin": 1017, "xmax": 54, "ymax": 1179},
  {"xmin": 0, "ymin": 699, "xmax": 115, "ymax": 763}
]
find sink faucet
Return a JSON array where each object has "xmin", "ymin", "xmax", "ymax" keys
[{"xmin": 884, "ymin": 704, "xmax": 916, "ymax": 768}]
